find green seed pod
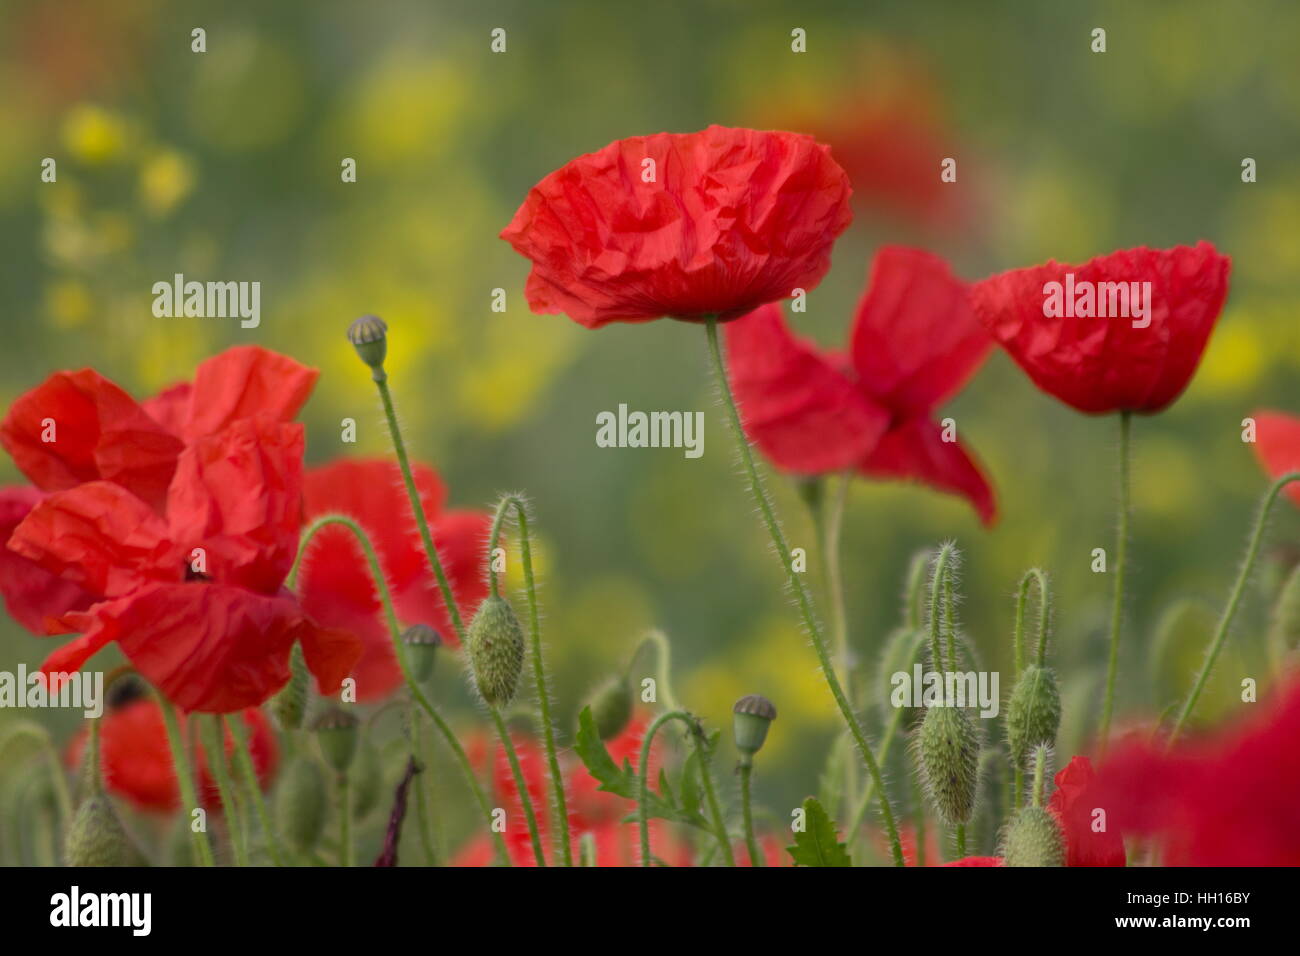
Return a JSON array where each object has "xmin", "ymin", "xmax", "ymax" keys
[
  {"xmin": 350, "ymin": 743, "xmax": 382, "ymax": 820},
  {"xmin": 1002, "ymin": 806, "xmax": 1065, "ymax": 867},
  {"xmin": 66, "ymin": 793, "xmax": 144, "ymax": 867},
  {"xmin": 466, "ymin": 595, "xmax": 525, "ymax": 708},
  {"xmin": 276, "ymin": 755, "xmax": 328, "ymax": 854},
  {"xmin": 270, "ymin": 642, "xmax": 309, "ymax": 732},
  {"xmin": 1005, "ymin": 664, "xmax": 1062, "ymax": 770},
  {"xmin": 403, "ymin": 624, "xmax": 443, "ymax": 683},
  {"xmin": 347, "ymin": 314, "xmax": 388, "ymax": 372},
  {"xmin": 589, "ymin": 675, "xmax": 634, "ymax": 741},
  {"xmin": 1268, "ymin": 564, "xmax": 1300, "ymax": 664},
  {"xmin": 732, "ymin": 694, "xmax": 777, "ymax": 758},
  {"xmin": 916, "ymin": 704, "xmax": 980, "ymax": 826},
  {"xmin": 312, "ymin": 707, "xmax": 359, "ymax": 775}
]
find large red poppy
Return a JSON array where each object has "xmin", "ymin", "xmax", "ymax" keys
[
  {"xmin": 66, "ymin": 695, "xmax": 278, "ymax": 813},
  {"xmin": 1251, "ymin": 410, "xmax": 1300, "ymax": 508},
  {"xmin": 1096, "ymin": 678, "xmax": 1300, "ymax": 866},
  {"xmin": 8, "ymin": 417, "xmax": 360, "ymax": 713},
  {"xmin": 295, "ymin": 459, "xmax": 490, "ymax": 701},
  {"xmin": 969, "ymin": 242, "xmax": 1231, "ymax": 414},
  {"xmin": 724, "ymin": 246, "xmax": 996, "ymax": 524},
  {"xmin": 0, "ymin": 346, "xmax": 318, "ymax": 633},
  {"xmin": 500, "ymin": 125, "xmax": 853, "ymax": 329}
]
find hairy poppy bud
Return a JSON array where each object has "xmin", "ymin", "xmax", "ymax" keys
[
  {"xmin": 589, "ymin": 675, "xmax": 633, "ymax": 741},
  {"xmin": 466, "ymin": 595, "xmax": 525, "ymax": 708},
  {"xmin": 276, "ymin": 755, "xmax": 327, "ymax": 854},
  {"xmin": 347, "ymin": 314, "xmax": 388, "ymax": 374},
  {"xmin": 1006, "ymin": 664, "xmax": 1061, "ymax": 770},
  {"xmin": 1002, "ymin": 806, "xmax": 1066, "ymax": 867},
  {"xmin": 66, "ymin": 793, "xmax": 143, "ymax": 867},
  {"xmin": 270, "ymin": 643, "xmax": 309, "ymax": 732},
  {"xmin": 732, "ymin": 694, "xmax": 777, "ymax": 760},
  {"xmin": 313, "ymin": 707, "xmax": 359, "ymax": 775},
  {"xmin": 403, "ymin": 624, "xmax": 443, "ymax": 683},
  {"xmin": 916, "ymin": 705, "xmax": 980, "ymax": 826}
]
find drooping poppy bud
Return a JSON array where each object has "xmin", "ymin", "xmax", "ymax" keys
[
  {"xmin": 1002, "ymin": 806, "xmax": 1066, "ymax": 867},
  {"xmin": 402, "ymin": 624, "xmax": 443, "ymax": 683},
  {"xmin": 65, "ymin": 793, "xmax": 144, "ymax": 867},
  {"xmin": 589, "ymin": 675, "xmax": 633, "ymax": 741},
  {"xmin": 916, "ymin": 705, "xmax": 980, "ymax": 826},
  {"xmin": 276, "ymin": 755, "xmax": 327, "ymax": 854},
  {"xmin": 347, "ymin": 314, "xmax": 388, "ymax": 375},
  {"xmin": 313, "ymin": 707, "xmax": 359, "ymax": 775},
  {"xmin": 1005, "ymin": 664, "xmax": 1062, "ymax": 770},
  {"xmin": 732, "ymin": 694, "xmax": 777, "ymax": 761},
  {"xmin": 466, "ymin": 595, "xmax": 525, "ymax": 708},
  {"xmin": 269, "ymin": 642, "xmax": 309, "ymax": 732}
]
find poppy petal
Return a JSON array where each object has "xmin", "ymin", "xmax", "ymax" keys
[
  {"xmin": 1047, "ymin": 755, "xmax": 1126, "ymax": 867},
  {"xmin": 182, "ymin": 346, "xmax": 319, "ymax": 441},
  {"xmin": 859, "ymin": 417, "xmax": 997, "ymax": 525},
  {"xmin": 1251, "ymin": 410, "xmax": 1300, "ymax": 508},
  {"xmin": 0, "ymin": 485, "xmax": 95, "ymax": 633}
]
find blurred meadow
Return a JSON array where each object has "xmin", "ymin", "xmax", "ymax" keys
[{"xmin": 3, "ymin": 0, "xmax": 1300, "ymax": 860}]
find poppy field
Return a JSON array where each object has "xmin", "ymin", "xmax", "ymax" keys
[{"xmin": 2, "ymin": 0, "xmax": 1300, "ymax": 885}]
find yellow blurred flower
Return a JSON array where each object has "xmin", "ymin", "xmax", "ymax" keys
[
  {"xmin": 139, "ymin": 150, "xmax": 196, "ymax": 217},
  {"xmin": 1196, "ymin": 313, "xmax": 1265, "ymax": 395},
  {"xmin": 44, "ymin": 279, "xmax": 93, "ymax": 329},
  {"xmin": 62, "ymin": 105, "xmax": 129, "ymax": 164}
]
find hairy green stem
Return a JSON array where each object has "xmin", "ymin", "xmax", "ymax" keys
[
  {"xmin": 638, "ymin": 710, "xmax": 733, "ymax": 866},
  {"xmin": 155, "ymin": 693, "xmax": 214, "ymax": 867},
  {"xmin": 491, "ymin": 708, "xmax": 547, "ymax": 866},
  {"xmin": 337, "ymin": 774, "xmax": 351, "ymax": 866},
  {"xmin": 488, "ymin": 495, "xmax": 572, "ymax": 865},
  {"xmin": 1168, "ymin": 471, "xmax": 1300, "ymax": 745},
  {"xmin": 633, "ymin": 629, "xmax": 681, "ymax": 712},
  {"xmin": 704, "ymin": 317, "xmax": 904, "ymax": 867},
  {"xmin": 224, "ymin": 714, "xmax": 286, "ymax": 867},
  {"xmin": 739, "ymin": 760, "xmax": 763, "ymax": 867},
  {"xmin": 203, "ymin": 716, "xmax": 248, "ymax": 866},
  {"xmin": 1098, "ymin": 411, "xmax": 1132, "ymax": 753}
]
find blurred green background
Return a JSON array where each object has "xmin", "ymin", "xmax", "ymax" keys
[{"xmin": 3, "ymin": 0, "xmax": 1300, "ymax": 862}]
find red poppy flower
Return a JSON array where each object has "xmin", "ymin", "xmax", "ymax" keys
[
  {"xmin": 0, "ymin": 486, "xmax": 94, "ymax": 632},
  {"xmin": 1096, "ymin": 677, "xmax": 1300, "ymax": 865},
  {"xmin": 0, "ymin": 346, "xmax": 318, "ymax": 633},
  {"xmin": 942, "ymin": 856, "xmax": 1002, "ymax": 867},
  {"xmin": 8, "ymin": 417, "xmax": 360, "ymax": 713},
  {"xmin": 500, "ymin": 125, "xmax": 853, "ymax": 329},
  {"xmin": 295, "ymin": 459, "xmax": 490, "ymax": 701},
  {"xmin": 725, "ymin": 246, "xmax": 996, "ymax": 524},
  {"xmin": 66, "ymin": 696, "xmax": 277, "ymax": 813},
  {"xmin": 1251, "ymin": 410, "xmax": 1300, "ymax": 508},
  {"xmin": 969, "ymin": 242, "xmax": 1231, "ymax": 414},
  {"xmin": 1047, "ymin": 755, "xmax": 1126, "ymax": 867}
]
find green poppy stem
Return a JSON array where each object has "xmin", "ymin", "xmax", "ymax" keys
[{"xmin": 1098, "ymin": 411, "xmax": 1132, "ymax": 754}]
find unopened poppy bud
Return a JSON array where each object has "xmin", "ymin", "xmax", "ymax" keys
[
  {"xmin": 467, "ymin": 595, "xmax": 525, "ymax": 708},
  {"xmin": 1268, "ymin": 564, "xmax": 1300, "ymax": 662},
  {"xmin": 66, "ymin": 793, "xmax": 143, "ymax": 867},
  {"xmin": 732, "ymin": 694, "xmax": 777, "ymax": 760},
  {"xmin": 313, "ymin": 707, "xmax": 359, "ymax": 774},
  {"xmin": 1002, "ymin": 806, "xmax": 1066, "ymax": 867},
  {"xmin": 916, "ymin": 705, "xmax": 980, "ymax": 826},
  {"xmin": 1006, "ymin": 664, "xmax": 1062, "ymax": 770},
  {"xmin": 402, "ymin": 624, "xmax": 443, "ymax": 683},
  {"xmin": 270, "ymin": 643, "xmax": 309, "ymax": 732},
  {"xmin": 347, "ymin": 314, "xmax": 388, "ymax": 374},
  {"xmin": 589, "ymin": 675, "xmax": 633, "ymax": 741},
  {"xmin": 276, "ymin": 755, "xmax": 328, "ymax": 854}
]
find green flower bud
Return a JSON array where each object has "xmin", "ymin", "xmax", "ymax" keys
[
  {"xmin": 402, "ymin": 624, "xmax": 443, "ymax": 683},
  {"xmin": 466, "ymin": 595, "xmax": 525, "ymax": 708},
  {"xmin": 313, "ymin": 707, "xmax": 359, "ymax": 775},
  {"xmin": 732, "ymin": 694, "xmax": 777, "ymax": 758},
  {"xmin": 1268, "ymin": 564, "xmax": 1300, "ymax": 664},
  {"xmin": 1005, "ymin": 664, "xmax": 1062, "ymax": 770},
  {"xmin": 276, "ymin": 755, "xmax": 328, "ymax": 854},
  {"xmin": 270, "ymin": 642, "xmax": 309, "ymax": 732},
  {"xmin": 347, "ymin": 314, "xmax": 388, "ymax": 373},
  {"xmin": 589, "ymin": 675, "xmax": 634, "ymax": 741},
  {"xmin": 915, "ymin": 704, "xmax": 980, "ymax": 826},
  {"xmin": 1002, "ymin": 806, "xmax": 1065, "ymax": 867},
  {"xmin": 66, "ymin": 793, "xmax": 145, "ymax": 867}
]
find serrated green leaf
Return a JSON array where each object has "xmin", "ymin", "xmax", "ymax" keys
[
  {"xmin": 658, "ymin": 766, "xmax": 676, "ymax": 808},
  {"xmin": 678, "ymin": 749, "xmax": 702, "ymax": 818},
  {"xmin": 786, "ymin": 796, "xmax": 852, "ymax": 867},
  {"xmin": 574, "ymin": 705, "xmax": 626, "ymax": 794}
]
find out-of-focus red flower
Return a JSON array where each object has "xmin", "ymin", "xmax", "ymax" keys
[
  {"xmin": 66, "ymin": 695, "xmax": 277, "ymax": 813},
  {"xmin": 1047, "ymin": 755, "xmax": 1126, "ymax": 867},
  {"xmin": 942, "ymin": 856, "xmax": 1002, "ymax": 867},
  {"xmin": 0, "ymin": 486, "xmax": 95, "ymax": 632},
  {"xmin": 1251, "ymin": 410, "xmax": 1300, "ymax": 508},
  {"xmin": 295, "ymin": 459, "xmax": 490, "ymax": 701},
  {"xmin": 8, "ymin": 417, "xmax": 360, "ymax": 713},
  {"xmin": 501, "ymin": 125, "xmax": 853, "ymax": 329},
  {"xmin": 725, "ymin": 246, "xmax": 996, "ymax": 524},
  {"xmin": 1097, "ymin": 678, "xmax": 1300, "ymax": 866},
  {"xmin": 0, "ymin": 347, "xmax": 318, "ymax": 633},
  {"xmin": 970, "ymin": 243, "xmax": 1231, "ymax": 414}
]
